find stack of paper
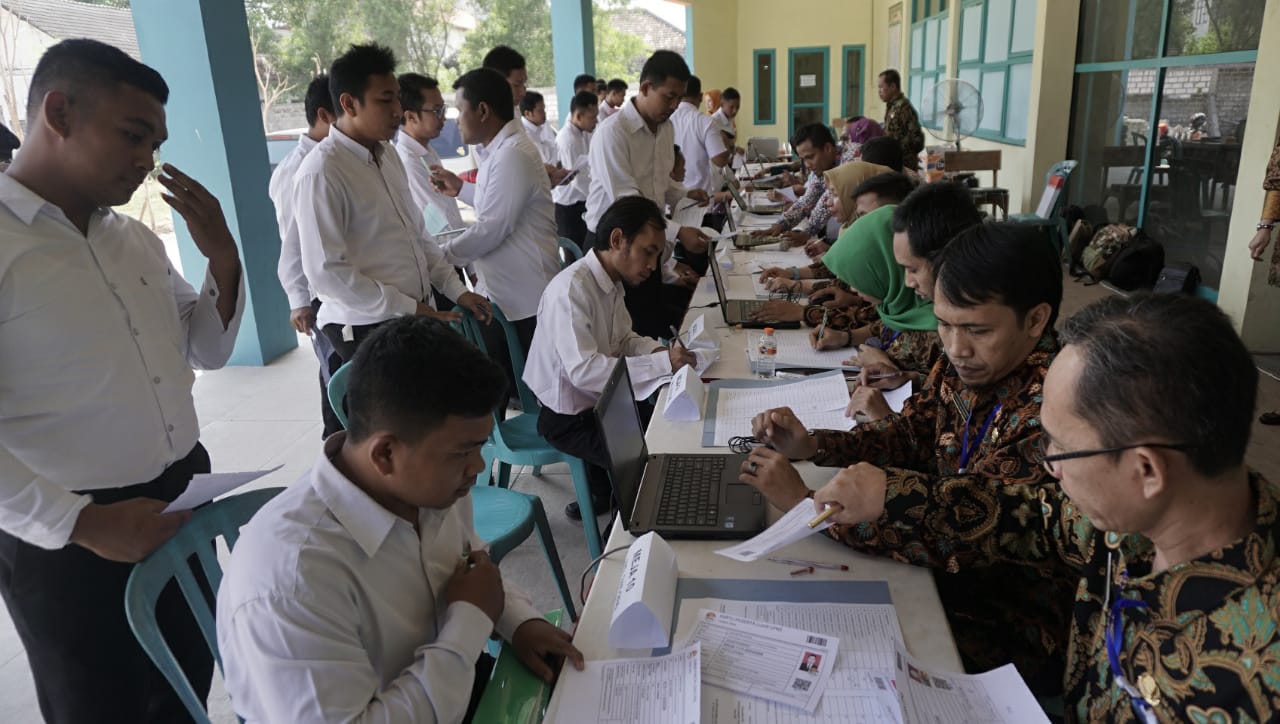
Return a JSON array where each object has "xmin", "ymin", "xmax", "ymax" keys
[
  {"xmin": 702, "ymin": 371, "xmax": 853, "ymax": 447},
  {"xmin": 771, "ymin": 330, "xmax": 860, "ymax": 370}
]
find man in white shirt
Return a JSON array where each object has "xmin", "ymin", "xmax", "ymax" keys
[
  {"xmin": 395, "ymin": 72, "xmax": 465, "ymax": 233},
  {"xmin": 483, "ymin": 46, "xmax": 569, "ymax": 187},
  {"xmin": 670, "ymin": 74, "xmax": 730, "ymax": 232},
  {"xmin": 599, "ymin": 78, "xmax": 626, "ymax": 119},
  {"xmin": 296, "ymin": 44, "xmax": 491, "ymax": 438},
  {"xmin": 525, "ymin": 196, "xmax": 695, "ymax": 520},
  {"xmin": 572, "ymin": 73, "xmax": 596, "ymax": 96},
  {"xmin": 519, "ymin": 90, "xmax": 559, "ymax": 166},
  {"xmin": 585, "ymin": 50, "xmax": 710, "ymax": 339},
  {"xmin": 553, "ymin": 90, "xmax": 598, "ymax": 249},
  {"xmin": 0, "ymin": 39, "xmax": 245, "ymax": 724},
  {"xmin": 271, "ymin": 74, "xmax": 342, "ymax": 436},
  {"xmin": 219, "ymin": 317, "xmax": 584, "ymax": 723},
  {"xmin": 712, "ymin": 86, "xmax": 743, "ymax": 155}
]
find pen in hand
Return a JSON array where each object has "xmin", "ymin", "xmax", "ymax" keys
[
  {"xmin": 816, "ymin": 308, "xmax": 829, "ymax": 344},
  {"xmin": 808, "ymin": 504, "xmax": 839, "ymax": 529}
]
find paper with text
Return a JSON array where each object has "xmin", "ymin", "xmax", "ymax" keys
[
  {"xmin": 774, "ymin": 329, "xmax": 861, "ymax": 370},
  {"xmin": 609, "ymin": 532, "xmax": 679, "ymax": 649},
  {"xmin": 663, "ymin": 366, "xmax": 707, "ymax": 422},
  {"xmin": 681, "ymin": 609, "xmax": 839, "ymax": 713},
  {"xmin": 163, "ymin": 466, "xmax": 282, "ymax": 513},
  {"xmin": 549, "ymin": 643, "xmax": 702, "ymax": 724},
  {"xmin": 707, "ymin": 373, "xmax": 853, "ymax": 447},
  {"xmin": 894, "ymin": 641, "xmax": 1048, "ymax": 724},
  {"xmin": 776, "ymin": 186, "xmax": 798, "ymax": 203},
  {"xmin": 716, "ymin": 498, "xmax": 835, "ymax": 562}
]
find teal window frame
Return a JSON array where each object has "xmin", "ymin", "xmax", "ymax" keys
[
  {"xmin": 840, "ymin": 44, "xmax": 866, "ymax": 120},
  {"xmin": 956, "ymin": 0, "xmax": 1034, "ymax": 145},
  {"xmin": 908, "ymin": 11, "xmax": 948, "ymax": 131},
  {"xmin": 753, "ymin": 48, "xmax": 776, "ymax": 126},
  {"xmin": 787, "ymin": 46, "xmax": 830, "ymax": 142},
  {"xmin": 912, "ymin": 0, "xmax": 948, "ymax": 23}
]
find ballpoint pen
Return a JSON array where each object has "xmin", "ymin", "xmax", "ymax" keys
[
  {"xmin": 808, "ymin": 505, "xmax": 839, "ymax": 528},
  {"xmin": 769, "ymin": 558, "xmax": 851, "ymax": 571},
  {"xmin": 817, "ymin": 308, "xmax": 829, "ymax": 344}
]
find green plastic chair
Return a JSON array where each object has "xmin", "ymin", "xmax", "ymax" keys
[
  {"xmin": 1011, "ymin": 160, "xmax": 1079, "ymax": 258},
  {"xmin": 124, "ymin": 487, "xmax": 285, "ymax": 724},
  {"xmin": 327, "ymin": 361, "xmax": 577, "ymax": 619},
  {"xmin": 451, "ymin": 305, "xmax": 607, "ymax": 560},
  {"xmin": 473, "ymin": 609, "xmax": 564, "ymax": 723},
  {"xmin": 556, "ymin": 237, "xmax": 583, "ymax": 269}
]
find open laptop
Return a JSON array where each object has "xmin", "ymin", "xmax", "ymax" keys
[
  {"xmin": 708, "ymin": 244, "xmax": 801, "ymax": 329},
  {"xmin": 595, "ymin": 360, "xmax": 765, "ymax": 538},
  {"xmin": 728, "ymin": 182, "xmax": 785, "ymax": 216}
]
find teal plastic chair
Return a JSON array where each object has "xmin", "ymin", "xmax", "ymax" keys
[
  {"xmin": 124, "ymin": 487, "xmax": 285, "ymax": 724},
  {"xmin": 452, "ymin": 306, "xmax": 606, "ymax": 560},
  {"xmin": 327, "ymin": 361, "xmax": 577, "ymax": 619},
  {"xmin": 1011, "ymin": 160, "xmax": 1079, "ymax": 258},
  {"xmin": 557, "ymin": 237, "xmax": 583, "ymax": 269}
]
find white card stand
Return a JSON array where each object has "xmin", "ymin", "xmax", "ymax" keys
[
  {"xmin": 663, "ymin": 366, "xmax": 706, "ymax": 422},
  {"xmin": 608, "ymin": 532, "xmax": 678, "ymax": 649}
]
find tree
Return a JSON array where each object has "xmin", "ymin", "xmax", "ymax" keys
[
  {"xmin": 456, "ymin": 0, "xmax": 554, "ymax": 83},
  {"xmin": 246, "ymin": 6, "xmax": 294, "ymax": 129},
  {"xmin": 593, "ymin": 6, "xmax": 650, "ymax": 81}
]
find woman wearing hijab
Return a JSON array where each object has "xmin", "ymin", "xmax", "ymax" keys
[{"xmin": 844, "ymin": 117, "xmax": 885, "ymax": 156}]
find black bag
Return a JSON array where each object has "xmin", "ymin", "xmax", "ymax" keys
[
  {"xmin": 1152, "ymin": 263, "xmax": 1202, "ymax": 294},
  {"xmin": 1107, "ymin": 239, "xmax": 1165, "ymax": 290}
]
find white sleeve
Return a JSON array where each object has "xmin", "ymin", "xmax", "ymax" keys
[
  {"xmin": 0, "ymin": 445, "xmax": 91, "ymax": 549},
  {"xmin": 440, "ymin": 149, "xmax": 532, "ymax": 266},
  {"xmin": 171, "ymin": 258, "xmax": 245, "ymax": 371},
  {"xmin": 589, "ymin": 128, "xmax": 645, "ymax": 204},
  {"xmin": 459, "ymin": 181, "xmax": 477, "ymax": 207}
]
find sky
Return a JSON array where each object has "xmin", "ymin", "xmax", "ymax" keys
[{"xmin": 631, "ymin": 0, "xmax": 687, "ymax": 30}]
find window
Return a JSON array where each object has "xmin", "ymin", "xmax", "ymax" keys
[
  {"xmin": 841, "ymin": 45, "xmax": 865, "ymax": 119},
  {"xmin": 754, "ymin": 49, "xmax": 776, "ymax": 125},
  {"xmin": 956, "ymin": 0, "xmax": 1035, "ymax": 144},
  {"xmin": 908, "ymin": 11, "xmax": 948, "ymax": 130},
  {"xmin": 788, "ymin": 47, "xmax": 829, "ymax": 140},
  {"xmin": 913, "ymin": 0, "xmax": 948, "ymax": 21}
]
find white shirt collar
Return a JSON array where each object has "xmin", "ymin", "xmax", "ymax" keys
[
  {"xmin": 583, "ymin": 248, "xmax": 618, "ymax": 296},
  {"xmin": 485, "ymin": 118, "xmax": 523, "ymax": 151},
  {"xmin": 0, "ymin": 173, "xmax": 107, "ymax": 228},
  {"xmin": 330, "ymin": 125, "xmax": 386, "ymax": 166},
  {"xmin": 617, "ymin": 97, "xmax": 651, "ymax": 135},
  {"xmin": 309, "ymin": 433, "xmax": 401, "ymax": 558},
  {"xmin": 520, "ymin": 117, "xmax": 544, "ymax": 138},
  {"xmin": 395, "ymin": 130, "xmax": 431, "ymax": 157},
  {"xmin": 297, "ymin": 132, "xmax": 319, "ymax": 154}
]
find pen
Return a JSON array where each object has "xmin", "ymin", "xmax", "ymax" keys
[
  {"xmin": 675, "ymin": 200, "xmax": 700, "ymax": 213},
  {"xmin": 668, "ymin": 325, "xmax": 685, "ymax": 350},
  {"xmin": 790, "ymin": 566, "xmax": 815, "ymax": 576},
  {"xmin": 808, "ymin": 505, "xmax": 839, "ymax": 528},
  {"xmin": 817, "ymin": 308, "xmax": 829, "ymax": 344},
  {"xmin": 769, "ymin": 558, "xmax": 850, "ymax": 571}
]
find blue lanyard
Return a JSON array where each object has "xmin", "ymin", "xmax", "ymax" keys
[
  {"xmin": 957, "ymin": 403, "xmax": 1002, "ymax": 473},
  {"xmin": 1105, "ymin": 583, "xmax": 1155, "ymax": 720},
  {"xmin": 867, "ymin": 330, "xmax": 901, "ymax": 351}
]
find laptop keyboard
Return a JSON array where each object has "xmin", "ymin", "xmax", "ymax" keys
[{"xmin": 656, "ymin": 456, "xmax": 725, "ymax": 527}]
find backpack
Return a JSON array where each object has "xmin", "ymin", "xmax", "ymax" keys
[
  {"xmin": 1107, "ymin": 239, "xmax": 1165, "ymax": 290},
  {"xmin": 1080, "ymin": 224, "xmax": 1145, "ymax": 281},
  {"xmin": 1153, "ymin": 263, "xmax": 1202, "ymax": 295}
]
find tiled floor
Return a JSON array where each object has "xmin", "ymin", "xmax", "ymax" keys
[{"xmin": 5, "ymin": 278, "xmax": 1280, "ymax": 722}]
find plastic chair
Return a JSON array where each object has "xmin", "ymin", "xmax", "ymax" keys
[
  {"xmin": 124, "ymin": 487, "xmax": 285, "ymax": 724},
  {"xmin": 473, "ymin": 609, "xmax": 564, "ymax": 722},
  {"xmin": 556, "ymin": 237, "xmax": 582, "ymax": 269},
  {"xmin": 327, "ymin": 360, "xmax": 577, "ymax": 619},
  {"xmin": 452, "ymin": 306, "xmax": 607, "ymax": 560},
  {"xmin": 1011, "ymin": 160, "xmax": 1079, "ymax": 258}
]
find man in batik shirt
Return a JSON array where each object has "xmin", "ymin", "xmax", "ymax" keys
[{"xmin": 879, "ymin": 69, "xmax": 924, "ymax": 171}]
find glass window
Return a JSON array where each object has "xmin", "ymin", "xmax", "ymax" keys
[
  {"xmin": 912, "ymin": 25, "xmax": 925, "ymax": 68},
  {"xmin": 925, "ymin": 18, "xmax": 938, "ymax": 70},
  {"xmin": 958, "ymin": 67, "xmax": 981, "ymax": 91},
  {"xmin": 842, "ymin": 48, "xmax": 864, "ymax": 118},
  {"xmin": 983, "ymin": 0, "xmax": 1011, "ymax": 64},
  {"xmin": 1077, "ymin": 0, "xmax": 1164, "ymax": 63},
  {"xmin": 957, "ymin": 0, "xmax": 1032, "ymax": 142},
  {"xmin": 961, "ymin": 4, "xmax": 982, "ymax": 61},
  {"xmin": 1010, "ymin": 0, "xmax": 1036, "ymax": 54},
  {"xmin": 937, "ymin": 17, "xmax": 948, "ymax": 67},
  {"xmin": 1165, "ymin": 0, "xmax": 1264, "ymax": 57},
  {"xmin": 979, "ymin": 70, "xmax": 1005, "ymax": 131},
  {"xmin": 1003, "ymin": 62, "xmax": 1032, "ymax": 140},
  {"xmin": 754, "ymin": 50, "xmax": 775, "ymax": 124}
]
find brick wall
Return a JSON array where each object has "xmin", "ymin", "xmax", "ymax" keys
[{"xmin": 1121, "ymin": 64, "xmax": 1254, "ymax": 138}]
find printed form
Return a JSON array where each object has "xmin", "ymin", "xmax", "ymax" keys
[
  {"xmin": 716, "ymin": 498, "xmax": 836, "ymax": 562},
  {"xmin": 705, "ymin": 372, "xmax": 853, "ymax": 447},
  {"xmin": 549, "ymin": 643, "xmax": 702, "ymax": 724}
]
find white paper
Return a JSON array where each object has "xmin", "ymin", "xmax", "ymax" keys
[
  {"xmin": 681, "ymin": 609, "xmax": 840, "ymax": 713},
  {"xmin": 709, "ymin": 373, "xmax": 853, "ymax": 447},
  {"xmin": 800, "ymin": 74, "xmax": 817, "ymax": 87},
  {"xmin": 692, "ymin": 347, "xmax": 718, "ymax": 375},
  {"xmin": 663, "ymin": 366, "xmax": 707, "ymax": 422},
  {"xmin": 774, "ymin": 331, "xmax": 861, "ymax": 370},
  {"xmin": 716, "ymin": 498, "xmax": 835, "ymax": 562},
  {"xmin": 684, "ymin": 315, "xmax": 717, "ymax": 350},
  {"xmin": 851, "ymin": 383, "xmax": 914, "ymax": 426},
  {"xmin": 776, "ymin": 185, "xmax": 798, "ymax": 203},
  {"xmin": 672, "ymin": 199, "xmax": 708, "ymax": 229},
  {"xmin": 609, "ymin": 532, "xmax": 679, "ymax": 649},
  {"xmin": 675, "ymin": 599, "xmax": 905, "ymax": 724},
  {"xmin": 626, "ymin": 356, "xmax": 672, "ymax": 401},
  {"xmin": 163, "ymin": 466, "xmax": 282, "ymax": 513},
  {"xmin": 894, "ymin": 641, "xmax": 1048, "ymax": 724},
  {"xmin": 549, "ymin": 643, "xmax": 702, "ymax": 724},
  {"xmin": 715, "ymin": 242, "xmax": 735, "ymax": 270}
]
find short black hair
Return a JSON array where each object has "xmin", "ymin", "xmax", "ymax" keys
[
  {"xmin": 593, "ymin": 196, "xmax": 667, "ymax": 254},
  {"xmin": 573, "ymin": 73, "xmax": 596, "ymax": 92},
  {"xmin": 879, "ymin": 69, "xmax": 902, "ymax": 88},
  {"xmin": 596, "ymin": 77, "xmax": 607, "ymax": 88},
  {"xmin": 482, "ymin": 45, "xmax": 525, "ymax": 76},
  {"xmin": 640, "ymin": 50, "xmax": 690, "ymax": 87},
  {"xmin": 28, "ymin": 39, "xmax": 168, "ymax": 122},
  {"xmin": 607, "ymin": 79, "xmax": 628, "ymax": 93},
  {"xmin": 304, "ymin": 74, "xmax": 335, "ymax": 127},
  {"xmin": 683, "ymin": 74, "xmax": 703, "ymax": 100},
  {"xmin": 453, "ymin": 68, "xmax": 515, "ymax": 122},
  {"xmin": 722, "ymin": 87, "xmax": 741, "ymax": 102},
  {"xmin": 891, "ymin": 181, "xmax": 983, "ymax": 260},
  {"xmin": 934, "ymin": 222, "xmax": 1063, "ymax": 330},
  {"xmin": 344, "ymin": 317, "xmax": 507, "ymax": 443},
  {"xmin": 520, "ymin": 90, "xmax": 544, "ymax": 115},
  {"xmin": 329, "ymin": 43, "xmax": 397, "ymax": 117},
  {"xmin": 859, "ymin": 136, "xmax": 904, "ymax": 171},
  {"xmin": 791, "ymin": 123, "xmax": 836, "ymax": 151},
  {"xmin": 570, "ymin": 90, "xmax": 598, "ymax": 114},
  {"xmin": 850, "ymin": 172, "xmax": 915, "ymax": 205},
  {"xmin": 397, "ymin": 72, "xmax": 438, "ymax": 122},
  {"xmin": 1058, "ymin": 294, "xmax": 1256, "ymax": 477}
]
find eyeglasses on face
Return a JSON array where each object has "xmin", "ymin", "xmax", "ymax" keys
[{"xmin": 1037, "ymin": 442, "xmax": 1197, "ymax": 474}]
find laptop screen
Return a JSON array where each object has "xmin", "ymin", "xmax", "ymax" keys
[
  {"xmin": 594, "ymin": 359, "xmax": 649, "ymax": 518},
  {"xmin": 707, "ymin": 242, "xmax": 730, "ymax": 307}
]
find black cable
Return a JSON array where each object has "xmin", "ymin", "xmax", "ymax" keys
[
  {"xmin": 578, "ymin": 543, "xmax": 634, "ymax": 605},
  {"xmin": 728, "ymin": 435, "xmax": 766, "ymax": 454}
]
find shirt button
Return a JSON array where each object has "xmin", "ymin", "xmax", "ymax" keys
[
  {"xmin": 132, "ymin": 328, "xmax": 139, "ymax": 336},
  {"xmin": 167, "ymin": 424, "xmax": 175, "ymax": 432},
  {"xmin": 153, "ymin": 376, "xmax": 161, "ymax": 384}
]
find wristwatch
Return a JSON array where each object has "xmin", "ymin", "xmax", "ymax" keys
[{"xmin": 1260, "ymin": 221, "xmax": 1277, "ymax": 231}]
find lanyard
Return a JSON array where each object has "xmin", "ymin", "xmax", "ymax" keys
[
  {"xmin": 1105, "ymin": 574, "xmax": 1156, "ymax": 723},
  {"xmin": 957, "ymin": 403, "xmax": 1002, "ymax": 473},
  {"xmin": 867, "ymin": 330, "xmax": 901, "ymax": 351}
]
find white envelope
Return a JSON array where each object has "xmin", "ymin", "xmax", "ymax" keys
[
  {"xmin": 663, "ymin": 366, "xmax": 706, "ymax": 422},
  {"xmin": 608, "ymin": 532, "xmax": 678, "ymax": 649}
]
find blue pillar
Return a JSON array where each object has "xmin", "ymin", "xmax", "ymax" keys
[
  {"xmin": 131, "ymin": 0, "xmax": 295, "ymax": 365},
  {"xmin": 685, "ymin": 5, "xmax": 695, "ymax": 72},
  {"xmin": 551, "ymin": 0, "xmax": 595, "ymax": 126}
]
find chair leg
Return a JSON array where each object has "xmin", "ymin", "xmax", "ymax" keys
[
  {"xmin": 496, "ymin": 462, "xmax": 512, "ymax": 488},
  {"xmin": 530, "ymin": 497, "xmax": 578, "ymax": 622},
  {"xmin": 532, "ymin": 465, "xmax": 543, "ymax": 477},
  {"xmin": 567, "ymin": 457, "xmax": 603, "ymax": 560}
]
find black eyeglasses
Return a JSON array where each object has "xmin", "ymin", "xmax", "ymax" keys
[
  {"xmin": 411, "ymin": 105, "xmax": 447, "ymax": 120},
  {"xmin": 1039, "ymin": 442, "xmax": 1197, "ymax": 472}
]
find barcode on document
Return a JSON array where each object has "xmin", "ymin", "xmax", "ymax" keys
[
  {"xmin": 791, "ymin": 678, "xmax": 812, "ymax": 692},
  {"xmin": 806, "ymin": 635, "xmax": 828, "ymax": 646}
]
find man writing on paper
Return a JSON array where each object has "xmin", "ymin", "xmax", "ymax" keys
[
  {"xmin": 752, "ymin": 124, "xmax": 848, "ymax": 247},
  {"xmin": 809, "ymin": 293, "xmax": 1280, "ymax": 722},
  {"xmin": 395, "ymin": 73, "xmax": 466, "ymax": 233},
  {"xmin": 554, "ymin": 90, "xmax": 599, "ymax": 250},
  {"xmin": 0, "ymin": 39, "xmax": 245, "ymax": 723},
  {"xmin": 739, "ymin": 224, "xmax": 1076, "ymax": 697},
  {"xmin": 219, "ymin": 318, "xmax": 585, "ymax": 723},
  {"xmin": 525, "ymin": 196, "xmax": 696, "ymax": 521}
]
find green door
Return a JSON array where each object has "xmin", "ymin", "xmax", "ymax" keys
[{"xmin": 788, "ymin": 47, "xmax": 829, "ymax": 143}]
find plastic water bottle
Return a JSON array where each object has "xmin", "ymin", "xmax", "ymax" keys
[{"xmin": 757, "ymin": 327, "xmax": 778, "ymax": 378}]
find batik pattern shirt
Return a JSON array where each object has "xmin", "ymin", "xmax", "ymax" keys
[
  {"xmin": 884, "ymin": 93, "xmax": 925, "ymax": 170},
  {"xmin": 809, "ymin": 334, "xmax": 1075, "ymax": 691}
]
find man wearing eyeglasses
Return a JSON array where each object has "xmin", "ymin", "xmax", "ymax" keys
[
  {"xmin": 740, "ymin": 223, "xmax": 1077, "ymax": 699},
  {"xmin": 804, "ymin": 292, "xmax": 1280, "ymax": 723},
  {"xmin": 395, "ymin": 72, "xmax": 465, "ymax": 232}
]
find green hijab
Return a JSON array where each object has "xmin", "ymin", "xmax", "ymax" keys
[{"xmin": 821, "ymin": 205, "xmax": 937, "ymax": 333}]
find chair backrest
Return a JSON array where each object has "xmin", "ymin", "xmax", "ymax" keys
[
  {"xmin": 452, "ymin": 304, "xmax": 542, "ymax": 421},
  {"xmin": 557, "ymin": 237, "xmax": 583, "ymax": 269},
  {"xmin": 1039, "ymin": 160, "xmax": 1079, "ymax": 220},
  {"xmin": 124, "ymin": 487, "xmax": 285, "ymax": 723},
  {"xmin": 327, "ymin": 361, "xmax": 352, "ymax": 429},
  {"xmin": 943, "ymin": 149, "xmax": 1001, "ymax": 186}
]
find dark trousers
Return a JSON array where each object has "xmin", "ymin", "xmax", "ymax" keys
[
  {"xmin": 537, "ymin": 407, "xmax": 613, "ymax": 503},
  {"xmin": 321, "ymin": 320, "xmax": 389, "ymax": 436},
  {"xmin": 311, "ymin": 299, "xmax": 343, "ymax": 437},
  {"xmin": 555, "ymin": 201, "xmax": 589, "ymax": 252},
  {"xmin": 480, "ymin": 314, "xmax": 538, "ymax": 401},
  {"xmin": 0, "ymin": 444, "xmax": 214, "ymax": 724}
]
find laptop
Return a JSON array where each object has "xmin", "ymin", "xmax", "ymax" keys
[
  {"xmin": 708, "ymin": 243, "xmax": 801, "ymax": 329},
  {"xmin": 728, "ymin": 182, "xmax": 785, "ymax": 216},
  {"xmin": 595, "ymin": 360, "xmax": 765, "ymax": 538}
]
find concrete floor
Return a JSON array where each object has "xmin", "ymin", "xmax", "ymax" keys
[{"xmin": 3, "ymin": 277, "xmax": 1280, "ymax": 722}]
